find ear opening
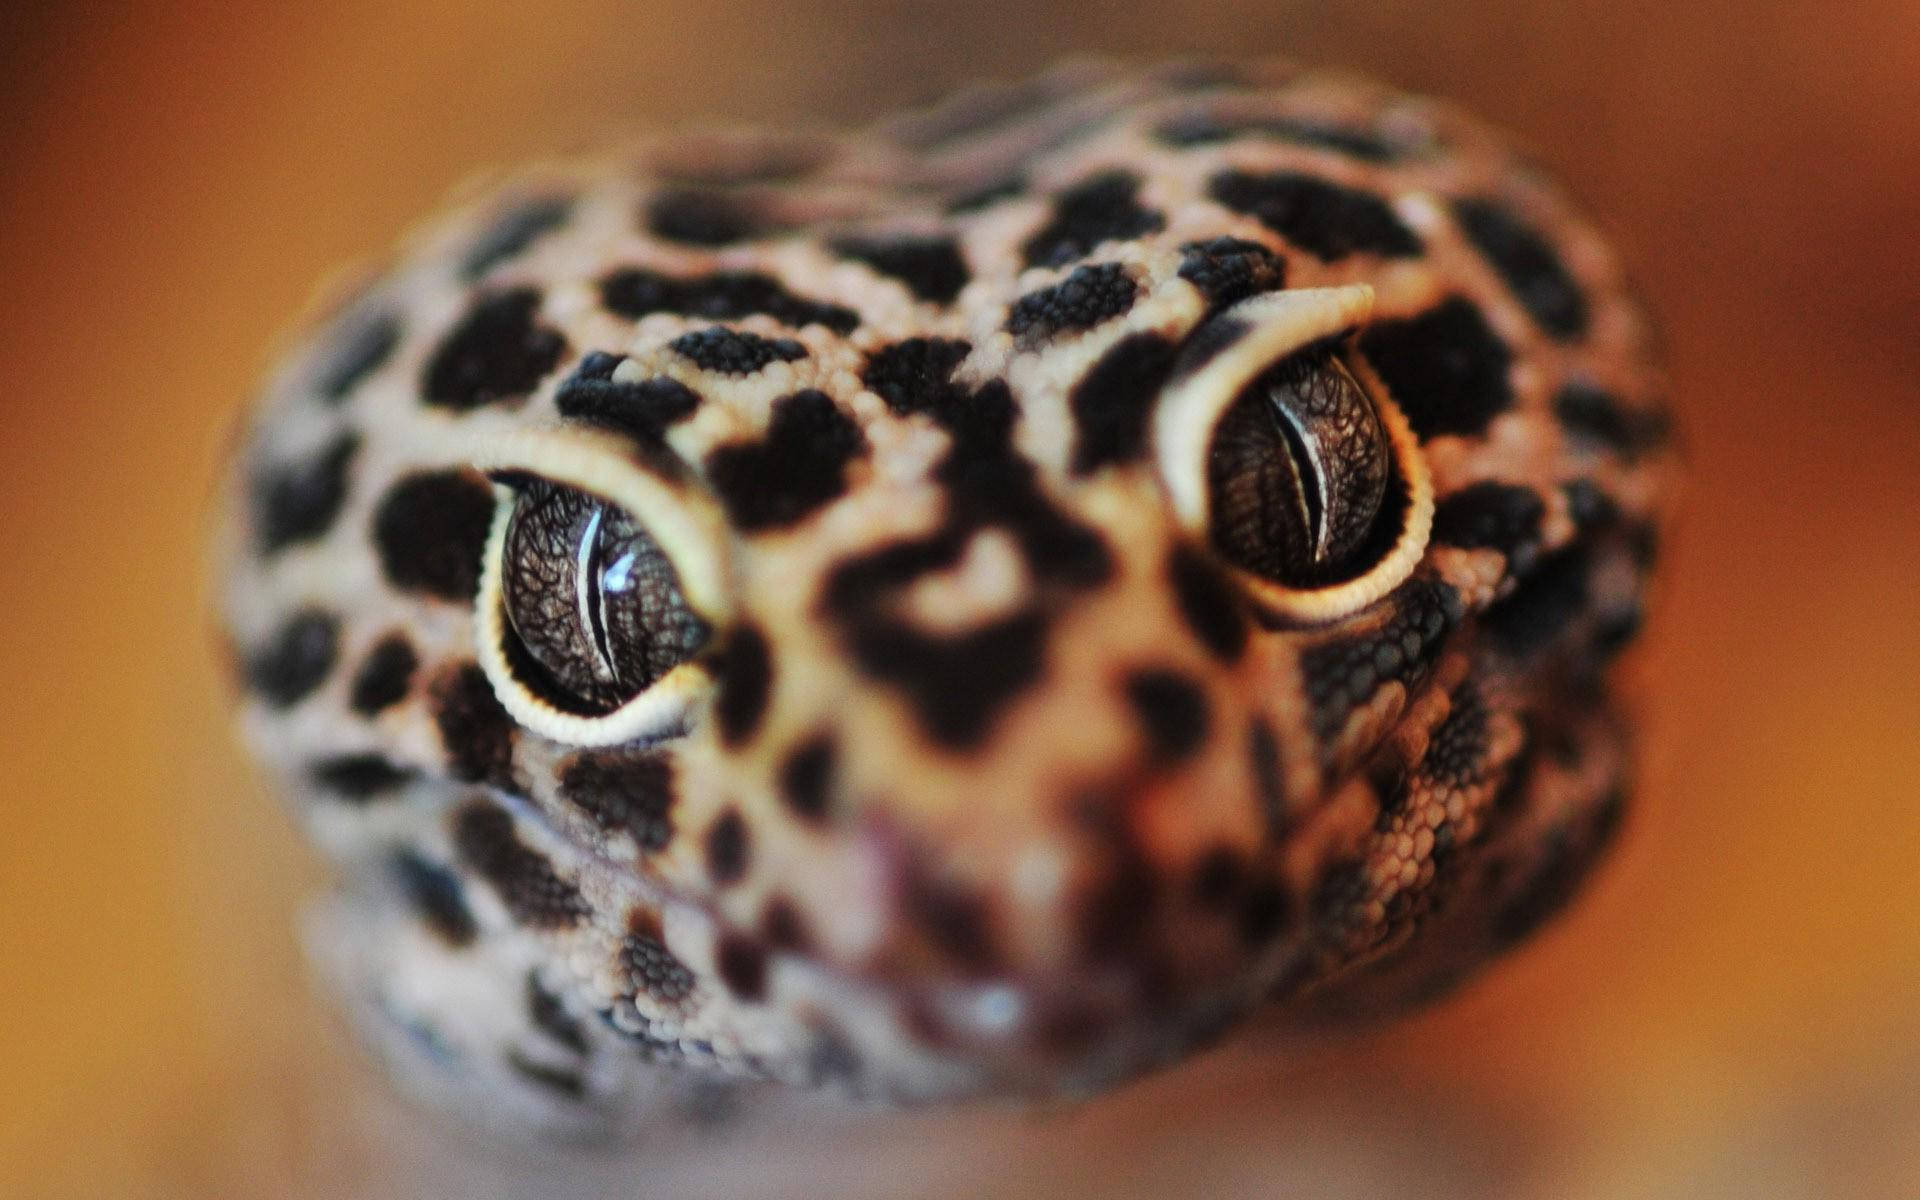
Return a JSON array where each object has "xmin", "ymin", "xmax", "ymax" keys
[{"xmin": 1154, "ymin": 287, "xmax": 1433, "ymax": 624}]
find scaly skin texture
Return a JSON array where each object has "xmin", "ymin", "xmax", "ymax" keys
[{"xmin": 216, "ymin": 60, "xmax": 1674, "ymax": 1138}]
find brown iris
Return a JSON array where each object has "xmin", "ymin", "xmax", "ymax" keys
[
  {"xmin": 1206, "ymin": 346, "xmax": 1391, "ymax": 587},
  {"xmin": 499, "ymin": 479, "xmax": 709, "ymax": 714}
]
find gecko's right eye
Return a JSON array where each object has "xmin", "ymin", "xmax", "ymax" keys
[
  {"xmin": 468, "ymin": 432, "xmax": 734, "ymax": 748},
  {"xmin": 498, "ymin": 480, "xmax": 709, "ymax": 716}
]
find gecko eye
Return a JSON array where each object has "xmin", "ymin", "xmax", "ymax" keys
[
  {"xmin": 1153, "ymin": 287, "xmax": 1432, "ymax": 622},
  {"xmin": 1206, "ymin": 347, "xmax": 1391, "ymax": 586},
  {"xmin": 498, "ymin": 479, "xmax": 710, "ymax": 716}
]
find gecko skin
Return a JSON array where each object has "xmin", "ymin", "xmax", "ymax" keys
[{"xmin": 216, "ymin": 60, "xmax": 1673, "ymax": 1137}]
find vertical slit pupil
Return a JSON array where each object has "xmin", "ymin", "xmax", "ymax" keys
[
  {"xmin": 1205, "ymin": 347, "xmax": 1392, "ymax": 586},
  {"xmin": 499, "ymin": 479, "xmax": 711, "ymax": 713}
]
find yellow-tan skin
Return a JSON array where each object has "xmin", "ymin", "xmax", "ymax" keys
[{"xmin": 217, "ymin": 60, "xmax": 1673, "ymax": 1137}]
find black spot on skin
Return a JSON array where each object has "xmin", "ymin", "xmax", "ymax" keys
[
  {"xmin": 669, "ymin": 326, "xmax": 807, "ymax": 375},
  {"xmin": 1238, "ymin": 883, "xmax": 1293, "ymax": 945},
  {"xmin": 818, "ymin": 370, "xmax": 1112, "ymax": 748},
  {"xmin": 779, "ymin": 734, "xmax": 836, "ymax": 824},
  {"xmin": 1004, "ymin": 262, "xmax": 1139, "ymax": 342},
  {"xmin": 714, "ymin": 625, "xmax": 772, "ymax": 747},
  {"xmin": 1298, "ymin": 579, "xmax": 1463, "ymax": 745},
  {"xmin": 1168, "ymin": 546, "xmax": 1248, "ymax": 662},
  {"xmin": 506, "ymin": 1051, "xmax": 587, "ymax": 1100},
  {"xmin": 1190, "ymin": 847, "xmax": 1243, "ymax": 910},
  {"xmin": 431, "ymin": 664, "xmax": 518, "ymax": 789},
  {"xmin": 1553, "ymin": 380, "xmax": 1670, "ymax": 461},
  {"xmin": 705, "ymin": 809, "xmax": 749, "ymax": 887},
  {"xmin": 1423, "ymin": 681, "xmax": 1491, "ymax": 788},
  {"xmin": 309, "ymin": 753, "xmax": 415, "ymax": 802},
  {"xmin": 1076, "ymin": 816, "xmax": 1158, "ymax": 963},
  {"xmin": 558, "ymin": 751, "xmax": 676, "ymax": 853},
  {"xmin": 862, "ymin": 339, "xmax": 1023, "ymax": 466},
  {"xmin": 643, "ymin": 187, "xmax": 772, "ymax": 247},
  {"xmin": 1021, "ymin": 170, "xmax": 1166, "ymax": 268},
  {"xmin": 1484, "ymin": 546, "xmax": 1590, "ymax": 657},
  {"xmin": 862, "ymin": 337, "xmax": 973, "ymax": 414},
  {"xmin": 1157, "ymin": 112, "xmax": 1408, "ymax": 162},
  {"xmin": 1432, "ymin": 481, "xmax": 1546, "ymax": 572},
  {"xmin": 705, "ymin": 390, "xmax": 866, "ymax": 530},
  {"xmin": 555, "ymin": 351, "xmax": 701, "ymax": 445},
  {"xmin": 1124, "ymin": 670, "xmax": 1212, "ymax": 765},
  {"xmin": 1559, "ymin": 481, "xmax": 1615, "ymax": 536},
  {"xmin": 452, "ymin": 800, "xmax": 589, "ymax": 929},
  {"xmin": 314, "ymin": 308, "xmax": 401, "ymax": 403},
  {"xmin": 623, "ymin": 910, "xmax": 697, "ymax": 1003},
  {"xmin": 849, "ymin": 611, "xmax": 1050, "ymax": 750},
  {"xmin": 1452, "ymin": 198, "xmax": 1588, "ymax": 340},
  {"xmin": 1594, "ymin": 599, "xmax": 1644, "ymax": 659},
  {"xmin": 715, "ymin": 935, "xmax": 768, "ymax": 1002},
  {"xmin": 460, "ymin": 195, "xmax": 572, "ymax": 280},
  {"xmin": 246, "ymin": 610, "xmax": 338, "ymax": 708},
  {"xmin": 830, "ymin": 234, "xmax": 970, "ymax": 304},
  {"xmin": 909, "ymin": 877, "xmax": 997, "ymax": 971},
  {"xmin": 1170, "ymin": 315, "xmax": 1251, "ymax": 382},
  {"xmin": 1247, "ymin": 717, "xmax": 1290, "ymax": 841},
  {"xmin": 421, "ymin": 288, "xmax": 566, "ymax": 411},
  {"xmin": 598, "ymin": 267, "xmax": 859, "ymax": 334},
  {"xmin": 391, "ymin": 849, "xmax": 477, "ymax": 946},
  {"xmin": 350, "ymin": 633, "xmax": 417, "ymax": 715},
  {"xmin": 1069, "ymin": 332, "xmax": 1180, "ymax": 474},
  {"xmin": 760, "ymin": 896, "xmax": 811, "ymax": 951},
  {"xmin": 1178, "ymin": 236, "xmax": 1287, "ymax": 314},
  {"xmin": 944, "ymin": 174, "xmax": 1025, "ymax": 214},
  {"xmin": 1358, "ymin": 297, "xmax": 1514, "ymax": 440},
  {"xmin": 254, "ymin": 430, "xmax": 359, "ymax": 555},
  {"xmin": 1208, "ymin": 169, "xmax": 1422, "ymax": 260},
  {"xmin": 526, "ymin": 971, "xmax": 590, "ymax": 1054},
  {"xmin": 372, "ymin": 469, "xmax": 497, "ymax": 601}
]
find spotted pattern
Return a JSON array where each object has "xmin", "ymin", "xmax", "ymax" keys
[
  {"xmin": 558, "ymin": 751, "xmax": 677, "ymax": 852},
  {"xmin": 313, "ymin": 307, "xmax": 401, "ymax": 403},
  {"xmin": 1021, "ymin": 170, "xmax": 1165, "ymax": 268},
  {"xmin": 421, "ymin": 289, "xmax": 566, "ymax": 411},
  {"xmin": 349, "ymin": 634, "xmax": 417, "ymax": 715},
  {"xmin": 219, "ymin": 61, "xmax": 1673, "ymax": 1136},
  {"xmin": 372, "ymin": 470, "xmax": 497, "ymax": 601},
  {"xmin": 830, "ymin": 234, "xmax": 971, "ymax": 303},
  {"xmin": 1208, "ymin": 169, "xmax": 1422, "ymax": 260},
  {"xmin": 253, "ymin": 431, "xmax": 359, "ymax": 555},
  {"xmin": 461, "ymin": 196, "xmax": 573, "ymax": 280},
  {"xmin": 452, "ymin": 799, "xmax": 589, "ymax": 929},
  {"xmin": 1358, "ymin": 297, "xmax": 1514, "ymax": 440},
  {"xmin": 599, "ymin": 267, "xmax": 860, "ymax": 334},
  {"xmin": 1005, "ymin": 262, "xmax": 1140, "ymax": 341},
  {"xmin": 704, "ymin": 390, "xmax": 867, "ymax": 530},
  {"xmin": 555, "ymin": 352, "xmax": 702, "ymax": 445}
]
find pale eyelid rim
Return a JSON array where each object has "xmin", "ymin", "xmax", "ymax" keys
[
  {"xmin": 462, "ymin": 424, "xmax": 733, "ymax": 747},
  {"xmin": 1152, "ymin": 285, "xmax": 1434, "ymax": 624}
]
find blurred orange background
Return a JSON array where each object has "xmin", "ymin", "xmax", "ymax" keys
[{"xmin": 2, "ymin": 2, "xmax": 1916, "ymax": 1196}]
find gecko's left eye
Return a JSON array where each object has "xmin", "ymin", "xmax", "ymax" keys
[
  {"xmin": 1153, "ymin": 287, "xmax": 1434, "ymax": 622},
  {"xmin": 1206, "ymin": 347, "xmax": 1390, "ymax": 587},
  {"xmin": 498, "ymin": 479, "xmax": 710, "ymax": 715}
]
